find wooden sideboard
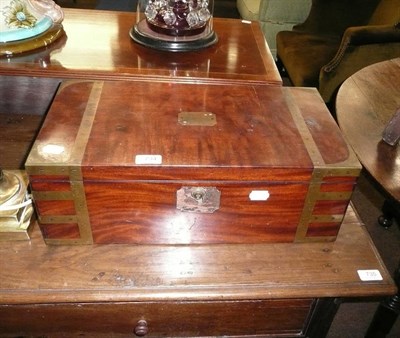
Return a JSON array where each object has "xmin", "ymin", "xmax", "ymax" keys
[{"xmin": 0, "ymin": 206, "xmax": 396, "ymax": 337}]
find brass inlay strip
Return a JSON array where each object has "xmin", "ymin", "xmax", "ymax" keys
[
  {"xmin": 33, "ymin": 191, "xmax": 74, "ymax": 200},
  {"xmin": 316, "ymin": 191, "xmax": 353, "ymax": 200},
  {"xmin": 26, "ymin": 166, "xmax": 70, "ymax": 176},
  {"xmin": 285, "ymin": 91, "xmax": 327, "ymax": 242},
  {"xmin": 310, "ymin": 214, "xmax": 345, "ymax": 223},
  {"xmin": 285, "ymin": 91, "xmax": 325, "ymax": 167},
  {"xmin": 45, "ymin": 238, "xmax": 93, "ymax": 245},
  {"xmin": 318, "ymin": 168, "xmax": 361, "ymax": 176},
  {"xmin": 39, "ymin": 215, "xmax": 78, "ymax": 224},
  {"xmin": 69, "ymin": 81, "xmax": 104, "ymax": 181},
  {"xmin": 296, "ymin": 236, "xmax": 336, "ymax": 243},
  {"xmin": 71, "ymin": 180, "xmax": 93, "ymax": 244},
  {"xmin": 294, "ymin": 179, "xmax": 321, "ymax": 242},
  {"xmin": 60, "ymin": 81, "xmax": 104, "ymax": 244},
  {"xmin": 285, "ymin": 92, "xmax": 358, "ymax": 242},
  {"xmin": 40, "ymin": 82, "xmax": 103, "ymax": 244}
]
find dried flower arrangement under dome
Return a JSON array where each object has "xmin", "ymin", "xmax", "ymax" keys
[
  {"xmin": 131, "ymin": 0, "xmax": 217, "ymax": 52},
  {"xmin": 145, "ymin": 0, "xmax": 211, "ymax": 36}
]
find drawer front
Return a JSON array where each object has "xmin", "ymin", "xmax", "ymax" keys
[{"xmin": 0, "ymin": 299, "xmax": 314, "ymax": 337}]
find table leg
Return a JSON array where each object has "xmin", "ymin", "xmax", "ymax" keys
[
  {"xmin": 365, "ymin": 263, "xmax": 400, "ymax": 337},
  {"xmin": 305, "ymin": 298, "xmax": 341, "ymax": 338},
  {"xmin": 378, "ymin": 199, "xmax": 400, "ymax": 229}
]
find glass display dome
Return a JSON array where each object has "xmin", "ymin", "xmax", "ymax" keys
[{"xmin": 130, "ymin": 0, "xmax": 218, "ymax": 52}]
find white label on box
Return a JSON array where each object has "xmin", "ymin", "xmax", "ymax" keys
[
  {"xmin": 135, "ymin": 155, "xmax": 162, "ymax": 165},
  {"xmin": 357, "ymin": 269, "xmax": 383, "ymax": 281},
  {"xmin": 249, "ymin": 190, "xmax": 270, "ymax": 201}
]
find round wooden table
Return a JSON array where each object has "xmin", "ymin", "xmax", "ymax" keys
[
  {"xmin": 336, "ymin": 58, "xmax": 400, "ymax": 223},
  {"xmin": 336, "ymin": 57, "xmax": 400, "ymax": 338}
]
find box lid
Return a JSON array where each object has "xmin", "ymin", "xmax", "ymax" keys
[{"xmin": 26, "ymin": 81, "xmax": 360, "ymax": 182}]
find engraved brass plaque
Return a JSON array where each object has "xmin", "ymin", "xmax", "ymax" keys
[
  {"xmin": 178, "ymin": 112, "xmax": 216, "ymax": 126},
  {"xmin": 177, "ymin": 186, "xmax": 220, "ymax": 213}
]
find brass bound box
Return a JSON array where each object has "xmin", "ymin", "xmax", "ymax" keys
[{"xmin": 25, "ymin": 80, "xmax": 361, "ymax": 245}]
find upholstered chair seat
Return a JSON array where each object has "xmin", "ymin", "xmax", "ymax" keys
[{"xmin": 277, "ymin": 32, "xmax": 340, "ymax": 87}]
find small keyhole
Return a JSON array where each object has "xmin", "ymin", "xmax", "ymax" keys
[
  {"xmin": 191, "ymin": 188, "xmax": 206, "ymax": 202},
  {"xmin": 192, "ymin": 192, "xmax": 204, "ymax": 200}
]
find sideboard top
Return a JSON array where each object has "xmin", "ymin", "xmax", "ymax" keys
[{"xmin": 0, "ymin": 9, "xmax": 281, "ymax": 85}]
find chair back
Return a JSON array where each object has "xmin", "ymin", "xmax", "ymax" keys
[
  {"xmin": 297, "ymin": 0, "xmax": 380, "ymax": 36},
  {"xmin": 368, "ymin": 0, "xmax": 400, "ymax": 25}
]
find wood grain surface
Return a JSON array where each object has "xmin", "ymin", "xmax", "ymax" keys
[
  {"xmin": 0, "ymin": 205, "xmax": 395, "ymax": 306},
  {"xmin": 0, "ymin": 9, "xmax": 281, "ymax": 85},
  {"xmin": 336, "ymin": 58, "xmax": 400, "ymax": 201}
]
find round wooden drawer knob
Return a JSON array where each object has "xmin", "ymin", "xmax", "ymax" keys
[{"xmin": 134, "ymin": 319, "xmax": 148, "ymax": 336}]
